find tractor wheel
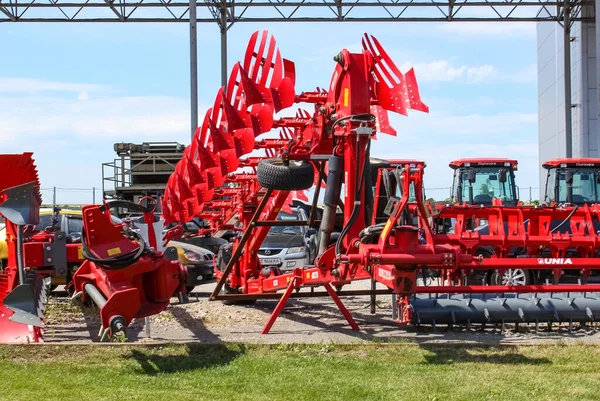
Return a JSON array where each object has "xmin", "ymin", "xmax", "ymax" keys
[
  {"xmin": 216, "ymin": 243, "xmax": 255, "ymax": 306},
  {"xmin": 257, "ymin": 158, "xmax": 314, "ymax": 190}
]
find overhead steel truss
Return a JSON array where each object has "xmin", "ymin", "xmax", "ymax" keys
[
  {"xmin": 0, "ymin": 0, "xmax": 593, "ymax": 23},
  {"xmin": 0, "ymin": 0, "xmax": 592, "ymax": 154}
]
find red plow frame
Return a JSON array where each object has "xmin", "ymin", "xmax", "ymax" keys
[{"xmin": 161, "ymin": 30, "xmax": 600, "ymax": 332}]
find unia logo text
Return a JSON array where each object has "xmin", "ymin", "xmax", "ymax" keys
[{"xmin": 537, "ymin": 258, "xmax": 573, "ymax": 265}]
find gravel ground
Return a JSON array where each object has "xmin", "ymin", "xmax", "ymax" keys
[{"xmin": 42, "ymin": 281, "xmax": 600, "ymax": 344}]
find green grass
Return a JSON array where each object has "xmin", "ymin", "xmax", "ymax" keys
[{"xmin": 1, "ymin": 343, "xmax": 600, "ymax": 400}]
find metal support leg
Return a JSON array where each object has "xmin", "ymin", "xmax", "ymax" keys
[
  {"xmin": 370, "ymin": 278, "xmax": 376, "ymax": 314},
  {"xmin": 210, "ymin": 188, "xmax": 274, "ymax": 300},
  {"xmin": 324, "ymin": 283, "xmax": 360, "ymax": 331},
  {"xmin": 261, "ymin": 277, "xmax": 297, "ymax": 334},
  {"xmin": 564, "ymin": 0, "xmax": 573, "ymax": 157},
  {"xmin": 189, "ymin": 0, "xmax": 198, "ymax": 138}
]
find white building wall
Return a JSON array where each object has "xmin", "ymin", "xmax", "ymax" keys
[{"xmin": 536, "ymin": 10, "xmax": 598, "ymax": 199}]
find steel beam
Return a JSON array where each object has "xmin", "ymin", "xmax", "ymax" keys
[
  {"xmin": 189, "ymin": 0, "xmax": 198, "ymax": 138},
  {"xmin": 220, "ymin": 0, "xmax": 228, "ymax": 87},
  {"xmin": 564, "ymin": 0, "xmax": 573, "ymax": 157}
]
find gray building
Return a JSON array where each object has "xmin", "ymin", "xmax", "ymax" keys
[{"xmin": 537, "ymin": 6, "xmax": 598, "ymax": 198}]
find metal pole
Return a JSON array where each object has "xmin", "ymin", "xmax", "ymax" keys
[
  {"xmin": 529, "ymin": 186, "xmax": 532, "ymax": 202},
  {"xmin": 189, "ymin": 0, "xmax": 198, "ymax": 138},
  {"xmin": 220, "ymin": 1, "xmax": 228, "ymax": 87},
  {"xmin": 52, "ymin": 186, "xmax": 56, "ymax": 205},
  {"xmin": 370, "ymin": 278, "xmax": 376, "ymax": 314},
  {"xmin": 93, "ymin": 186, "xmax": 96, "ymax": 204},
  {"xmin": 145, "ymin": 316, "xmax": 151, "ymax": 338},
  {"xmin": 564, "ymin": 0, "xmax": 573, "ymax": 157}
]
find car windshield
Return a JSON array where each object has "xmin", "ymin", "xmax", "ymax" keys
[{"xmin": 268, "ymin": 210, "xmax": 302, "ymax": 235}]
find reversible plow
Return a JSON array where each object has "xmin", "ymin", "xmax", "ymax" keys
[
  {"xmin": 5, "ymin": 31, "xmax": 600, "ymax": 342},
  {"xmin": 161, "ymin": 30, "xmax": 600, "ymax": 332}
]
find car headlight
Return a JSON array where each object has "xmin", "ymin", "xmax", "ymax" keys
[
  {"xmin": 183, "ymin": 251, "xmax": 204, "ymax": 262},
  {"xmin": 287, "ymin": 247, "xmax": 306, "ymax": 254}
]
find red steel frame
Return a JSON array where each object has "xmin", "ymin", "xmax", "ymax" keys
[{"xmin": 158, "ymin": 30, "xmax": 600, "ymax": 332}]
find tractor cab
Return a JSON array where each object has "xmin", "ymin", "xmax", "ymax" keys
[
  {"xmin": 543, "ymin": 158, "xmax": 600, "ymax": 205},
  {"xmin": 450, "ymin": 158, "xmax": 519, "ymax": 206}
]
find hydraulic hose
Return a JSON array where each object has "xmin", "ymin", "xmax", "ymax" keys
[
  {"xmin": 81, "ymin": 227, "xmax": 147, "ymax": 270},
  {"xmin": 335, "ymin": 137, "xmax": 371, "ymax": 256},
  {"xmin": 550, "ymin": 205, "xmax": 579, "ymax": 234}
]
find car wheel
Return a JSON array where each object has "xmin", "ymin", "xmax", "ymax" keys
[{"xmin": 490, "ymin": 269, "xmax": 531, "ymax": 286}]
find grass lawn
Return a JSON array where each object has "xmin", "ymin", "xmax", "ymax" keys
[{"xmin": 1, "ymin": 342, "xmax": 600, "ymax": 400}]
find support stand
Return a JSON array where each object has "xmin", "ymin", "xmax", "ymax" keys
[{"xmin": 261, "ymin": 279, "xmax": 360, "ymax": 334}]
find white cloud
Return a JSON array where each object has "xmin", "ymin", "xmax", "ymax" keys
[
  {"xmin": 370, "ymin": 109, "xmax": 540, "ymax": 197},
  {"xmin": 388, "ymin": 110, "xmax": 537, "ymax": 136},
  {"xmin": 0, "ymin": 94, "xmax": 191, "ymax": 141},
  {"xmin": 0, "ymin": 77, "xmax": 108, "ymax": 94},
  {"xmin": 401, "ymin": 60, "xmax": 536, "ymax": 84}
]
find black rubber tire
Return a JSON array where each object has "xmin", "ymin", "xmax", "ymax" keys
[
  {"xmin": 257, "ymin": 158, "xmax": 315, "ymax": 190},
  {"xmin": 216, "ymin": 243, "xmax": 255, "ymax": 306}
]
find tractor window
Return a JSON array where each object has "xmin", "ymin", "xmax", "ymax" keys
[
  {"xmin": 553, "ymin": 168, "xmax": 600, "ymax": 203},
  {"xmin": 545, "ymin": 168, "xmax": 557, "ymax": 203},
  {"xmin": 457, "ymin": 167, "xmax": 516, "ymax": 205}
]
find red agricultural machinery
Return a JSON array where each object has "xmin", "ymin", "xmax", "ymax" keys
[
  {"xmin": 158, "ymin": 30, "xmax": 600, "ymax": 332},
  {"xmin": 5, "ymin": 30, "xmax": 600, "ymax": 342},
  {"xmin": 0, "ymin": 156, "xmax": 186, "ymax": 342}
]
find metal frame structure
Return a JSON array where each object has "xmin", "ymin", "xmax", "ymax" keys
[
  {"xmin": 0, "ymin": 0, "xmax": 594, "ymax": 148},
  {"xmin": 0, "ymin": 0, "xmax": 592, "ymax": 23}
]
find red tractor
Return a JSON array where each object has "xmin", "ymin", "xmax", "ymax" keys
[
  {"xmin": 448, "ymin": 158, "xmax": 519, "ymax": 206},
  {"xmin": 542, "ymin": 158, "xmax": 600, "ymax": 206}
]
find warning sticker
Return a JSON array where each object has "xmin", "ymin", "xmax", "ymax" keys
[
  {"xmin": 107, "ymin": 247, "xmax": 121, "ymax": 256},
  {"xmin": 311, "ymin": 271, "xmax": 319, "ymax": 279},
  {"xmin": 273, "ymin": 279, "xmax": 279, "ymax": 287}
]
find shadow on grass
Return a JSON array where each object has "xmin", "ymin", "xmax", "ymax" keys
[
  {"xmin": 127, "ymin": 344, "xmax": 245, "ymax": 375},
  {"xmin": 419, "ymin": 344, "xmax": 552, "ymax": 365}
]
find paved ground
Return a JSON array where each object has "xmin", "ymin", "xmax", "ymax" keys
[{"xmin": 43, "ymin": 281, "xmax": 600, "ymax": 344}]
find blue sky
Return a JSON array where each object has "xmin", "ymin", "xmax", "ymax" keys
[{"xmin": 1, "ymin": 21, "xmax": 539, "ymax": 204}]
